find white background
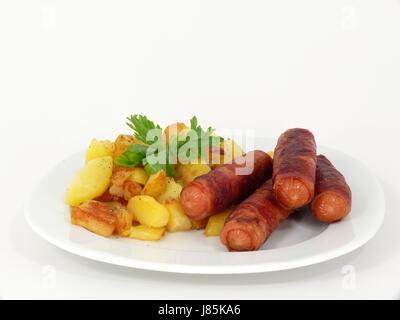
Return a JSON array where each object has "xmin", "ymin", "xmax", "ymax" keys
[{"xmin": 0, "ymin": 1, "xmax": 399, "ymax": 299}]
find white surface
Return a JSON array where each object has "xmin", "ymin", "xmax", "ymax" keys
[
  {"xmin": 25, "ymin": 140, "xmax": 385, "ymax": 274},
  {"xmin": 0, "ymin": 0, "xmax": 399, "ymax": 298}
]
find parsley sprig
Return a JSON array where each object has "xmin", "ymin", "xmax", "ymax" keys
[{"xmin": 115, "ymin": 115, "xmax": 223, "ymax": 177}]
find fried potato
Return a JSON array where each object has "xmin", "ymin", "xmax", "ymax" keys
[
  {"xmin": 129, "ymin": 225, "xmax": 165, "ymax": 241},
  {"xmin": 205, "ymin": 207, "xmax": 235, "ymax": 237},
  {"xmin": 111, "ymin": 167, "xmax": 134, "ymax": 186},
  {"xmin": 123, "ymin": 181, "xmax": 142, "ymax": 201},
  {"xmin": 164, "ymin": 122, "xmax": 189, "ymax": 142},
  {"xmin": 190, "ymin": 217, "xmax": 209, "ymax": 230},
  {"xmin": 66, "ymin": 156, "xmax": 113, "ymax": 206},
  {"xmin": 156, "ymin": 178, "xmax": 183, "ymax": 203},
  {"xmin": 126, "ymin": 167, "xmax": 149, "ymax": 185},
  {"xmin": 142, "ymin": 170, "xmax": 167, "ymax": 197},
  {"xmin": 101, "ymin": 201, "xmax": 134, "ymax": 236},
  {"xmin": 85, "ymin": 139, "xmax": 114, "ymax": 164},
  {"xmin": 71, "ymin": 200, "xmax": 117, "ymax": 237},
  {"xmin": 163, "ymin": 198, "xmax": 192, "ymax": 232},
  {"xmin": 267, "ymin": 151, "xmax": 274, "ymax": 159},
  {"xmin": 112, "ymin": 134, "xmax": 138, "ymax": 171},
  {"xmin": 176, "ymin": 162, "xmax": 211, "ymax": 186},
  {"xmin": 127, "ymin": 195, "xmax": 170, "ymax": 228},
  {"xmin": 219, "ymin": 139, "xmax": 244, "ymax": 165}
]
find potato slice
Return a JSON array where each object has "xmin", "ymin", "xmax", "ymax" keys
[
  {"xmin": 112, "ymin": 134, "xmax": 137, "ymax": 160},
  {"xmin": 142, "ymin": 170, "xmax": 167, "ymax": 197},
  {"xmin": 85, "ymin": 138, "xmax": 114, "ymax": 164},
  {"xmin": 126, "ymin": 167, "xmax": 149, "ymax": 185},
  {"xmin": 66, "ymin": 156, "xmax": 113, "ymax": 206},
  {"xmin": 123, "ymin": 181, "xmax": 142, "ymax": 201},
  {"xmin": 102, "ymin": 202, "xmax": 134, "ymax": 237},
  {"xmin": 156, "ymin": 178, "xmax": 183, "ymax": 203},
  {"xmin": 267, "ymin": 151, "xmax": 274, "ymax": 159},
  {"xmin": 205, "ymin": 207, "xmax": 235, "ymax": 237},
  {"xmin": 164, "ymin": 122, "xmax": 189, "ymax": 142},
  {"xmin": 175, "ymin": 162, "xmax": 211, "ymax": 186},
  {"xmin": 216, "ymin": 139, "xmax": 244, "ymax": 166},
  {"xmin": 127, "ymin": 195, "xmax": 170, "ymax": 228},
  {"xmin": 129, "ymin": 225, "xmax": 165, "ymax": 241},
  {"xmin": 163, "ymin": 198, "xmax": 192, "ymax": 232},
  {"xmin": 71, "ymin": 200, "xmax": 117, "ymax": 237},
  {"xmin": 190, "ymin": 217, "xmax": 209, "ymax": 230}
]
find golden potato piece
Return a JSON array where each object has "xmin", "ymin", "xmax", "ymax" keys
[
  {"xmin": 112, "ymin": 134, "xmax": 138, "ymax": 160},
  {"xmin": 205, "ymin": 207, "xmax": 235, "ymax": 237},
  {"xmin": 142, "ymin": 170, "xmax": 167, "ymax": 197},
  {"xmin": 190, "ymin": 217, "xmax": 209, "ymax": 230},
  {"xmin": 156, "ymin": 178, "xmax": 183, "ymax": 203},
  {"xmin": 123, "ymin": 181, "xmax": 142, "ymax": 201},
  {"xmin": 66, "ymin": 156, "xmax": 113, "ymax": 206},
  {"xmin": 126, "ymin": 167, "xmax": 149, "ymax": 185},
  {"xmin": 267, "ymin": 151, "xmax": 274, "ymax": 159},
  {"xmin": 219, "ymin": 139, "xmax": 244, "ymax": 166},
  {"xmin": 127, "ymin": 195, "xmax": 170, "ymax": 228},
  {"xmin": 175, "ymin": 162, "xmax": 211, "ymax": 186},
  {"xmin": 85, "ymin": 138, "xmax": 114, "ymax": 164},
  {"xmin": 163, "ymin": 198, "xmax": 192, "ymax": 232},
  {"xmin": 110, "ymin": 168, "xmax": 134, "ymax": 187},
  {"xmin": 129, "ymin": 225, "xmax": 165, "ymax": 241},
  {"xmin": 71, "ymin": 200, "xmax": 117, "ymax": 237},
  {"xmin": 164, "ymin": 122, "xmax": 189, "ymax": 142}
]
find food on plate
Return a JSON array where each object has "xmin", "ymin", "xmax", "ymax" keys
[
  {"xmin": 66, "ymin": 114, "xmax": 352, "ymax": 251},
  {"xmin": 180, "ymin": 150, "xmax": 273, "ymax": 220},
  {"xmin": 85, "ymin": 138, "xmax": 114, "ymax": 164},
  {"xmin": 163, "ymin": 198, "xmax": 192, "ymax": 232},
  {"xmin": 189, "ymin": 217, "xmax": 209, "ymax": 230},
  {"xmin": 142, "ymin": 170, "xmax": 167, "ymax": 197},
  {"xmin": 157, "ymin": 177, "xmax": 183, "ymax": 203},
  {"xmin": 127, "ymin": 195, "xmax": 170, "ymax": 228},
  {"xmin": 129, "ymin": 225, "xmax": 165, "ymax": 241},
  {"xmin": 309, "ymin": 155, "xmax": 352, "ymax": 223},
  {"xmin": 217, "ymin": 139, "xmax": 244, "ymax": 167},
  {"xmin": 126, "ymin": 167, "xmax": 149, "ymax": 185},
  {"xmin": 66, "ymin": 156, "xmax": 113, "ymax": 206},
  {"xmin": 175, "ymin": 162, "xmax": 211, "ymax": 186},
  {"xmin": 220, "ymin": 180, "xmax": 294, "ymax": 251},
  {"xmin": 70, "ymin": 200, "xmax": 117, "ymax": 237},
  {"xmin": 272, "ymin": 128, "xmax": 317, "ymax": 209},
  {"xmin": 205, "ymin": 207, "xmax": 235, "ymax": 237}
]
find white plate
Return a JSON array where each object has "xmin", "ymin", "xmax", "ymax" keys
[{"xmin": 25, "ymin": 137, "xmax": 385, "ymax": 274}]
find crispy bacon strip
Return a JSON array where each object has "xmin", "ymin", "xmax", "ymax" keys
[
  {"xmin": 309, "ymin": 155, "xmax": 351, "ymax": 222},
  {"xmin": 220, "ymin": 180, "xmax": 293, "ymax": 251},
  {"xmin": 180, "ymin": 150, "xmax": 273, "ymax": 220},
  {"xmin": 273, "ymin": 128, "xmax": 317, "ymax": 209}
]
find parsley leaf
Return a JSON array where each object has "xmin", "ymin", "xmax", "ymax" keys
[
  {"xmin": 126, "ymin": 114, "xmax": 162, "ymax": 145},
  {"xmin": 114, "ymin": 143, "xmax": 148, "ymax": 167}
]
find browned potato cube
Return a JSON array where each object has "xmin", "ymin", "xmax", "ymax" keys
[
  {"xmin": 141, "ymin": 170, "xmax": 167, "ymax": 197},
  {"xmin": 71, "ymin": 200, "xmax": 117, "ymax": 237},
  {"xmin": 189, "ymin": 217, "xmax": 209, "ymax": 230}
]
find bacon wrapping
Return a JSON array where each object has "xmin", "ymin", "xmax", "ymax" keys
[
  {"xmin": 180, "ymin": 150, "xmax": 273, "ymax": 220},
  {"xmin": 220, "ymin": 180, "xmax": 294, "ymax": 251},
  {"xmin": 309, "ymin": 155, "xmax": 351, "ymax": 223},
  {"xmin": 273, "ymin": 128, "xmax": 317, "ymax": 209}
]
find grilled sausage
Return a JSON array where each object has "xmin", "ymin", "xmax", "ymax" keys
[
  {"xmin": 180, "ymin": 150, "xmax": 273, "ymax": 220},
  {"xmin": 309, "ymin": 155, "xmax": 351, "ymax": 222},
  {"xmin": 220, "ymin": 180, "xmax": 294, "ymax": 251},
  {"xmin": 273, "ymin": 128, "xmax": 317, "ymax": 209}
]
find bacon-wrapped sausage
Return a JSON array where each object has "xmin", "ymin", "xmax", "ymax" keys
[
  {"xmin": 220, "ymin": 180, "xmax": 293, "ymax": 251},
  {"xmin": 273, "ymin": 128, "xmax": 317, "ymax": 209},
  {"xmin": 309, "ymin": 155, "xmax": 351, "ymax": 223},
  {"xmin": 180, "ymin": 150, "xmax": 273, "ymax": 220}
]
